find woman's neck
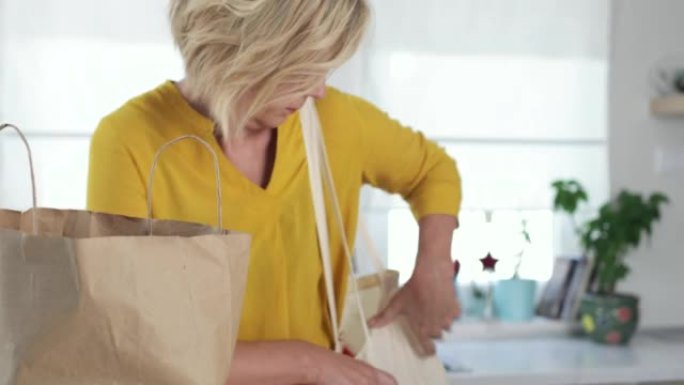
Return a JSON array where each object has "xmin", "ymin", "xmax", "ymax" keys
[
  {"xmin": 176, "ymin": 79, "xmax": 213, "ymax": 118},
  {"xmin": 175, "ymin": 79, "xmax": 271, "ymax": 143}
]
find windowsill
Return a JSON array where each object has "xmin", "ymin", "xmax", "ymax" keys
[{"xmin": 442, "ymin": 317, "xmax": 576, "ymax": 341}]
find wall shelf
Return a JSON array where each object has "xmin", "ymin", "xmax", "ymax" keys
[{"xmin": 651, "ymin": 94, "xmax": 684, "ymax": 116}]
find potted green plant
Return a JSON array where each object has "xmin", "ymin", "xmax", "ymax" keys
[
  {"xmin": 551, "ymin": 180, "xmax": 669, "ymax": 344},
  {"xmin": 459, "ymin": 282, "xmax": 488, "ymax": 320},
  {"xmin": 454, "ymin": 257, "xmax": 492, "ymax": 320},
  {"xmin": 493, "ymin": 220, "xmax": 538, "ymax": 322}
]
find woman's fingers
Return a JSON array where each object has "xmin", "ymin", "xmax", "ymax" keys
[{"xmin": 376, "ymin": 368, "xmax": 398, "ymax": 385}]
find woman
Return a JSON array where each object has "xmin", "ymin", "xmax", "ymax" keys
[{"xmin": 87, "ymin": 0, "xmax": 462, "ymax": 384}]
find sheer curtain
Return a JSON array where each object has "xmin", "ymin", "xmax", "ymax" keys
[
  {"xmin": 0, "ymin": 0, "xmax": 610, "ymax": 284},
  {"xmin": 0, "ymin": 0, "xmax": 182, "ymax": 209},
  {"xmin": 340, "ymin": 0, "xmax": 610, "ymax": 283}
]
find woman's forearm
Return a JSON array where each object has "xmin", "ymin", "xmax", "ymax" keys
[
  {"xmin": 227, "ymin": 341, "xmax": 314, "ymax": 385},
  {"xmin": 416, "ymin": 214, "xmax": 458, "ymax": 266}
]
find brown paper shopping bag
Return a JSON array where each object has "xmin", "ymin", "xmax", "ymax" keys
[{"xmin": 0, "ymin": 124, "xmax": 250, "ymax": 385}]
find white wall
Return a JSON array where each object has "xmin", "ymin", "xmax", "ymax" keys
[
  {"xmin": 611, "ymin": 0, "xmax": 684, "ymax": 328},
  {"xmin": 1, "ymin": 0, "xmax": 9, "ymax": 204},
  {"xmin": 0, "ymin": 0, "xmax": 7, "ymax": 115}
]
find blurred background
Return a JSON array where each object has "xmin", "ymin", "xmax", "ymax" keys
[{"xmin": 0, "ymin": 0, "xmax": 682, "ymax": 333}]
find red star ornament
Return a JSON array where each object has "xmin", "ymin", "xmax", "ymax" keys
[{"xmin": 480, "ymin": 253, "xmax": 498, "ymax": 272}]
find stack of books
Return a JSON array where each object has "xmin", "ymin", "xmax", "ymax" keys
[{"xmin": 536, "ymin": 256, "xmax": 594, "ymax": 321}]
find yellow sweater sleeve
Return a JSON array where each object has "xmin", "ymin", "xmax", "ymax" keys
[
  {"xmin": 351, "ymin": 94, "xmax": 462, "ymax": 219},
  {"xmin": 87, "ymin": 117, "xmax": 148, "ymax": 218}
]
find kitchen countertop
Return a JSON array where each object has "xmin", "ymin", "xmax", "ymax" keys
[{"xmin": 438, "ymin": 328, "xmax": 684, "ymax": 385}]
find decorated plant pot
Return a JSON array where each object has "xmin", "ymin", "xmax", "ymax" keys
[
  {"xmin": 493, "ymin": 278, "xmax": 537, "ymax": 322},
  {"xmin": 580, "ymin": 293, "xmax": 639, "ymax": 345}
]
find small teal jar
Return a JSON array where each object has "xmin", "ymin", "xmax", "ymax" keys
[{"xmin": 493, "ymin": 278, "xmax": 537, "ymax": 322}]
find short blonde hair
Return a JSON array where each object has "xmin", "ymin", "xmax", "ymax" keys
[{"xmin": 170, "ymin": 0, "xmax": 370, "ymax": 138}]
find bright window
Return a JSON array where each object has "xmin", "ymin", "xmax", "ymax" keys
[
  {"xmin": 353, "ymin": 0, "xmax": 610, "ymax": 284},
  {"xmin": 0, "ymin": 0, "xmax": 182, "ymax": 210}
]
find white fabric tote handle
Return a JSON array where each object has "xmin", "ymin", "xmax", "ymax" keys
[{"xmin": 300, "ymin": 98, "xmax": 372, "ymax": 353}]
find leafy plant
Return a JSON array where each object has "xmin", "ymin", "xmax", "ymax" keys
[
  {"xmin": 471, "ymin": 282, "xmax": 486, "ymax": 299},
  {"xmin": 551, "ymin": 179, "xmax": 669, "ymax": 295},
  {"xmin": 512, "ymin": 219, "xmax": 531, "ymax": 279},
  {"xmin": 552, "ymin": 180, "xmax": 589, "ymax": 215}
]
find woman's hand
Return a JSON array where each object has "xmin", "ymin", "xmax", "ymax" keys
[
  {"xmin": 302, "ymin": 342, "xmax": 397, "ymax": 385},
  {"xmin": 368, "ymin": 214, "xmax": 461, "ymax": 357},
  {"xmin": 368, "ymin": 256, "xmax": 459, "ymax": 356},
  {"xmin": 227, "ymin": 340, "xmax": 396, "ymax": 385}
]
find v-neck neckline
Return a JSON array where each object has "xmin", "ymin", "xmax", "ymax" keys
[
  {"xmin": 220, "ymin": 128, "xmax": 281, "ymax": 193},
  {"xmin": 165, "ymin": 80, "xmax": 295, "ymax": 197}
]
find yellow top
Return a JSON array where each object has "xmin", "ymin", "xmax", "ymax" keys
[{"xmin": 87, "ymin": 81, "xmax": 461, "ymax": 348}]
